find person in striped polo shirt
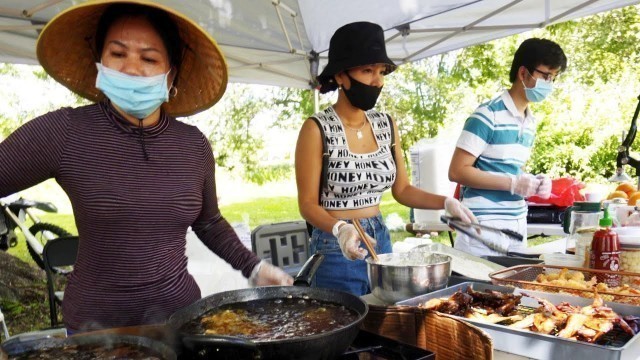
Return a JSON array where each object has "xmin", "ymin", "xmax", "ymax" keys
[{"xmin": 449, "ymin": 38, "xmax": 567, "ymax": 257}]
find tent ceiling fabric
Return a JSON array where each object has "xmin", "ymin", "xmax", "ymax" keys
[{"xmin": 0, "ymin": 0, "xmax": 638, "ymax": 89}]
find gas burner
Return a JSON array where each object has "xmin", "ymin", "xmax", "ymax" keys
[
  {"xmin": 177, "ymin": 330, "xmax": 434, "ymax": 360},
  {"xmin": 338, "ymin": 330, "xmax": 434, "ymax": 360}
]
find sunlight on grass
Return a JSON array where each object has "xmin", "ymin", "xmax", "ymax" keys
[
  {"xmin": 220, "ymin": 192, "xmax": 415, "ymax": 244},
  {"xmin": 7, "ymin": 213, "xmax": 78, "ymax": 264},
  {"xmin": 5, "ymin": 192, "xmax": 563, "ymax": 264}
]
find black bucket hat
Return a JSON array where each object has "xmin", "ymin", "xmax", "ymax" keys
[{"xmin": 317, "ymin": 21, "xmax": 397, "ymax": 93}]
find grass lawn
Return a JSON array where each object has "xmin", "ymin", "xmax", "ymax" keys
[
  {"xmin": 7, "ymin": 213, "xmax": 78, "ymax": 264},
  {"xmin": 8, "ymin": 192, "xmax": 437, "ymax": 263}
]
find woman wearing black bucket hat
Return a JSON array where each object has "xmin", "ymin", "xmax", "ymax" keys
[
  {"xmin": 295, "ymin": 21, "xmax": 476, "ymax": 296},
  {"xmin": 0, "ymin": 0, "xmax": 292, "ymax": 333}
]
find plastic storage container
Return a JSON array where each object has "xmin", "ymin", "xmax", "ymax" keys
[
  {"xmin": 563, "ymin": 202, "xmax": 601, "ymax": 254},
  {"xmin": 621, "ymin": 241, "xmax": 640, "ymax": 287},
  {"xmin": 623, "ymin": 207, "xmax": 640, "ymax": 226},
  {"xmin": 409, "ymin": 138, "xmax": 456, "ymax": 223},
  {"xmin": 616, "ymin": 226, "xmax": 640, "ymax": 274},
  {"xmin": 612, "ymin": 204, "xmax": 636, "ymax": 227},
  {"xmin": 574, "ymin": 227, "xmax": 596, "ymax": 268}
]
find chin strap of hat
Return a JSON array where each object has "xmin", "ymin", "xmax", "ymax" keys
[{"xmin": 137, "ymin": 119, "xmax": 150, "ymax": 161}]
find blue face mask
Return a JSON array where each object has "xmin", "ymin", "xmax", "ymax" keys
[
  {"xmin": 522, "ymin": 77, "xmax": 553, "ymax": 103},
  {"xmin": 95, "ymin": 63, "xmax": 171, "ymax": 119}
]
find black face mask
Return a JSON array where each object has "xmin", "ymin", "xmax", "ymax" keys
[{"xmin": 343, "ymin": 73, "xmax": 382, "ymax": 111}]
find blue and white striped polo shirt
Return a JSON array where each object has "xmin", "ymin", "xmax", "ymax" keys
[{"xmin": 455, "ymin": 90, "xmax": 536, "ymax": 220}]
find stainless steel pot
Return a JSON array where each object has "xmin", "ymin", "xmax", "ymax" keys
[{"xmin": 366, "ymin": 252, "xmax": 452, "ymax": 303}]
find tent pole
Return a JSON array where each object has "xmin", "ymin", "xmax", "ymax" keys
[
  {"xmin": 22, "ymin": 0, "xmax": 63, "ymax": 18},
  {"xmin": 309, "ymin": 50, "xmax": 319, "ymax": 113},
  {"xmin": 314, "ymin": 88, "xmax": 319, "ymax": 114}
]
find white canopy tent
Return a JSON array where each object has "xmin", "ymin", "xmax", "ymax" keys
[{"xmin": 0, "ymin": 0, "xmax": 638, "ymax": 89}]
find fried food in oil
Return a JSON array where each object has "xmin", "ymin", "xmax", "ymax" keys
[{"xmin": 200, "ymin": 309, "xmax": 267, "ymax": 336}]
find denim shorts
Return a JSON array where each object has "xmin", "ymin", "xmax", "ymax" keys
[{"xmin": 310, "ymin": 213, "xmax": 392, "ymax": 296}]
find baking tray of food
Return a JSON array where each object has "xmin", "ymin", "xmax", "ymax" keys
[
  {"xmin": 490, "ymin": 264, "xmax": 640, "ymax": 306},
  {"xmin": 396, "ymin": 282, "xmax": 640, "ymax": 360}
]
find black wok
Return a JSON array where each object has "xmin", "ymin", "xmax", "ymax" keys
[
  {"xmin": 166, "ymin": 254, "xmax": 368, "ymax": 360},
  {"xmin": 1, "ymin": 334, "xmax": 176, "ymax": 359}
]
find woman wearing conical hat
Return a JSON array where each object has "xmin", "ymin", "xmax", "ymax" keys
[{"xmin": 0, "ymin": 0, "xmax": 292, "ymax": 333}]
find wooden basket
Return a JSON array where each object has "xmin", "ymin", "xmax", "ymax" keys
[{"xmin": 361, "ymin": 305, "xmax": 493, "ymax": 360}]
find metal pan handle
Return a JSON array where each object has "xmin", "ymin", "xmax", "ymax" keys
[
  {"xmin": 293, "ymin": 253, "xmax": 324, "ymax": 287},
  {"xmin": 181, "ymin": 334, "xmax": 258, "ymax": 350},
  {"xmin": 180, "ymin": 334, "xmax": 260, "ymax": 358}
]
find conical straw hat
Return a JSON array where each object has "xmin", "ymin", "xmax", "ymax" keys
[{"xmin": 37, "ymin": 0, "xmax": 228, "ymax": 117}]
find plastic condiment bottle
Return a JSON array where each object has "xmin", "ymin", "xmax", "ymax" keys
[{"xmin": 590, "ymin": 207, "xmax": 621, "ymax": 287}]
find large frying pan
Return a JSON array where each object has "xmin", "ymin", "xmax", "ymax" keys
[
  {"xmin": 166, "ymin": 254, "xmax": 368, "ymax": 360},
  {"xmin": 1, "ymin": 334, "xmax": 176, "ymax": 359}
]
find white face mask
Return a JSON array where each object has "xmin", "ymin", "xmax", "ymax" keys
[
  {"xmin": 522, "ymin": 70, "xmax": 554, "ymax": 103},
  {"xmin": 95, "ymin": 63, "xmax": 171, "ymax": 119}
]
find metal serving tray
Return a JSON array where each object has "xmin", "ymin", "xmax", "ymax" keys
[{"xmin": 396, "ymin": 282, "xmax": 640, "ymax": 360}]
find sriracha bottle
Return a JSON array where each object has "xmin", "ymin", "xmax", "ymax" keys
[{"xmin": 590, "ymin": 207, "xmax": 621, "ymax": 287}]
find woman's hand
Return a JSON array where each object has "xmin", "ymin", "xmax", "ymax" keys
[
  {"xmin": 249, "ymin": 260, "xmax": 294, "ymax": 286},
  {"xmin": 337, "ymin": 224, "xmax": 376, "ymax": 260},
  {"xmin": 444, "ymin": 197, "xmax": 477, "ymax": 223}
]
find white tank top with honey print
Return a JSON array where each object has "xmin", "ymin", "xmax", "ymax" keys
[{"xmin": 313, "ymin": 106, "xmax": 396, "ymax": 210}]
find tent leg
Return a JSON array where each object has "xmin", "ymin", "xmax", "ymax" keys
[{"xmin": 314, "ymin": 88, "xmax": 319, "ymax": 114}]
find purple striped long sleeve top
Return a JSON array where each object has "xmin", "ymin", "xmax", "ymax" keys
[{"xmin": 0, "ymin": 102, "xmax": 261, "ymax": 331}]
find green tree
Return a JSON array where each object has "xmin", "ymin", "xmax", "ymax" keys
[
  {"xmin": 373, "ymin": 4, "xmax": 640, "ymax": 185},
  {"xmin": 4, "ymin": 5, "xmax": 640, "ymax": 186},
  {"xmin": 526, "ymin": 6, "xmax": 640, "ymax": 182},
  {"xmin": 189, "ymin": 84, "xmax": 296, "ymax": 184}
]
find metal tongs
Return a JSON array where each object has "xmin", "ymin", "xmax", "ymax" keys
[
  {"xmin": 440, "ymin": 215, "xmax": 523, "ymax": 242},
  {"xmin": 440, "ymin": 215, "xmax": 525, "ymax": 255}
]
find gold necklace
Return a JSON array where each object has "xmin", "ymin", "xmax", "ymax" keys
[{"xmin": 343, "ymin": 118, "xmax": 368, "ymax": 139}]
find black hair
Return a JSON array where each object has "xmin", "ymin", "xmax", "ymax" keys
[
  {"xmin": 95, "ymin": 4, "xmax": 184, "ymax": 77},
  {"xmin": 509, "ymin": 38, "xmax": 567, "ymax": 83},
  {"xmin": 317, "ymin": 75, "xmax": 338, "ymax": 94},
  {"xmin": 317, "ymin": 64, "xmax": 394, "ymax": 94}
]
